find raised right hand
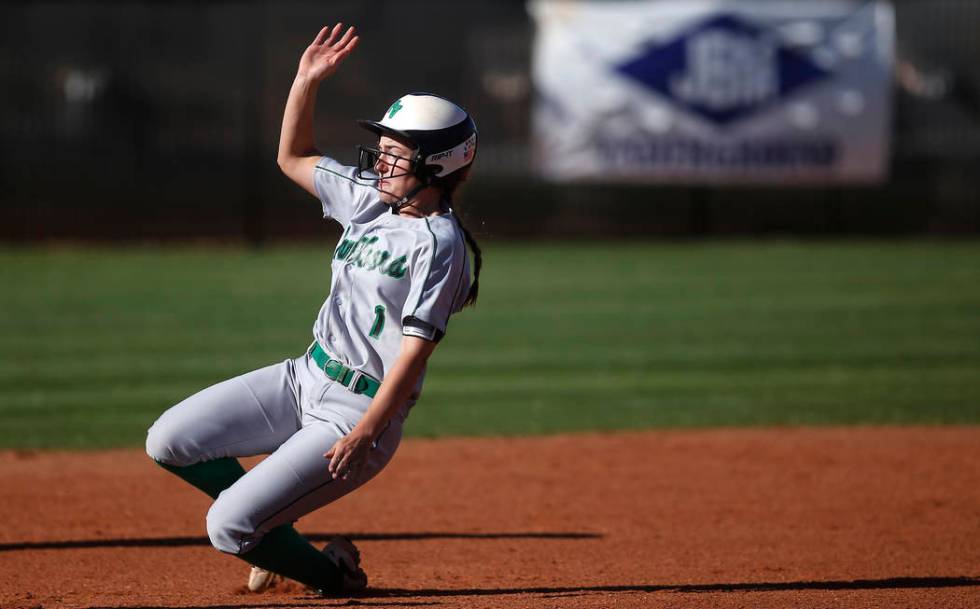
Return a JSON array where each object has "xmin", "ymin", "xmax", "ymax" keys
[{"xmin": 297, "ymin": 23, "xmax": 359, "ymax": 82}]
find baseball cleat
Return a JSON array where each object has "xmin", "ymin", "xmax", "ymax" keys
[
  {"xmin": 320, "ymin": 536, "xmax": 368, "ymax": 595},
  {"xmin": 247, "ymin": 566, "xmax": 280, "ymax": 592}
]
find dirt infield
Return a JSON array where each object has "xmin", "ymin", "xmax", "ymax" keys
[{"xmin": 1, "ymin": 427, "xmax": 979, "ymax": 609}]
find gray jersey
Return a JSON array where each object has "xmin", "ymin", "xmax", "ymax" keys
[{"xmin": 311, "ymin": 156, "xmax": 470, "ymax": 400}]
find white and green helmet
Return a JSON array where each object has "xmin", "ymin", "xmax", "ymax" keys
[{"xmin": 357, "ymin": 93, "xmax": 478, "ymax": 180}]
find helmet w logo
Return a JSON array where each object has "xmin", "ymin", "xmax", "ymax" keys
[{"xmin": 387, "ymin": 100, "xmax": 404, "ymax": 119}]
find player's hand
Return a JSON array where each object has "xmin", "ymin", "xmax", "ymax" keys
[
  {"xmin": 297, "ymin": 23, "xmax": 359, "ymax": 82},
  {"xmin": 324, "ymin": 430, "xmax": 372, "ymax": 480}
]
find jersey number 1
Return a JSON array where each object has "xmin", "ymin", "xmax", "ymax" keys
[{"xmin": 369, "ymin": 305, "xmax": 385, "ymax": 339}]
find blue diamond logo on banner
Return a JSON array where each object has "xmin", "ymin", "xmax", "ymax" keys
[{"xmin": 617, "ymin": 14, "xmax": 831, "ymax": 126}]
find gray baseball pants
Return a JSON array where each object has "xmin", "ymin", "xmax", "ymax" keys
[{"xmin": 145, "ymin": 350, "xmax": 402, "ymax": 554}]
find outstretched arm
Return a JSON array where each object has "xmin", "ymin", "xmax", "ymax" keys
[
  {"xmin": 277, "ymin": 23, "xmax": 359, "ymax": 196},
  {"xmin": 324, "ymin": 335, "xmax": 437, "ymax": 479}
]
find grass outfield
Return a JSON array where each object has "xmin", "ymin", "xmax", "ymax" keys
[{"xmin": 1, "ymin": 241, "xmax": 979, "ymax": 449}]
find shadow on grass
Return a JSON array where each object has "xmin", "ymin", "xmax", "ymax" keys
[{"xmin": 0, "ymin": 531, "xmax": 600, "ymax": 552}]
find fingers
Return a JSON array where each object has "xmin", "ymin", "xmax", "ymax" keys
[
  {"xmin": 329, "ymin": 449, "xmax": 350, "ymax": 479},
  {"xmin": 334, "ymin": 452, "xmax": 352, "ymax": 479},
  {"xmin": 326, "ymin": 439, "xmax": 352, "ymax": 478},
  {"xmin": 331, "ymin": 36, "xmax": 359, "ymax": 66},
  {"xmin": 324, "ymin": 22, "xmax": 344, "ymax": 47},
  {"xmin": 312, "ymin": 25, "xmax": 331, "ymax": 45},
  {"xmin": 334, "ymin": 26, "xmax": 356, "ymax": 49},
  {"xmin": 340, "ymin": 35, "xmax": 360, "ymax": 57},
  {"xmin": 327, "ymin": 447, "xmax": 363, "ymax": 479},
  {"xmin": 325, "ymin": 436, "xmax": 367, "ymax": 479},
  {"xmin": 326, "ymin": 445, "xmax": 342, "ymax": 476}
]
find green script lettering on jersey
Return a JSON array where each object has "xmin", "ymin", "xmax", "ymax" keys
[
  {"xmin": 335, "ymin": 239, "xmax": 356, "ymax": 260},
  {"xmin": 385, "ymin": 255, "xmax": 408, "ymax": 279},
  {"xmin": 334, "ymin": 237, "xmax": 408, "ymax": 280}
]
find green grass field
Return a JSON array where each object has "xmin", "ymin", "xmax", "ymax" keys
[{"xmin": 1, "ymin": 241, "xmax": 979, "ymax": 449}]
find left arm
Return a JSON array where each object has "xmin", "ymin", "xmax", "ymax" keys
[{"xmin": 324, "ymin": 335, "xmax": 437, "ymax": 479}]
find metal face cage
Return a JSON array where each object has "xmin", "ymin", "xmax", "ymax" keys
[{"xmin": 355, "ymin": 145, "xmax": 422, "ymax": 181}]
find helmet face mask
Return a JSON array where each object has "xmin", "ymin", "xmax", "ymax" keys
[{"xmin": 355, "ymin": 144, "xmax": 420, "ymax": 181}]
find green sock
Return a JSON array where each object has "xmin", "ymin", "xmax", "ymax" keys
[
  {"xmin": 154, "ymin": 458, "xmax": 341, "ymax": 592},
  {"xmin": 240, "ymin": 525, "xmax": 342, "ymax": 592},
  {"xmin": 154, "ymin": 457, "xmax": 246, "ymax": 499}
]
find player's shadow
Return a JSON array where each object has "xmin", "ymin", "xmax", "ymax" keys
[
  {"xmin": 85, "ymin": 598, "xmax": 441, "ymax": 609},
  {"xmin": 0, "ymin": 531, "xmax": 600, "ymax": 553},
  {"xmin": 79, "ymin": 576, "xmax": 980, "ymax": 609},
  {"xmin": 367, "ymin": 576, "xmax": 980, "ymax": 597}
]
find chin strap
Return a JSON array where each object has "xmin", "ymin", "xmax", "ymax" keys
[{"xmin": 390, "ymin": 179, "xmax": 431, "ymax": 212}]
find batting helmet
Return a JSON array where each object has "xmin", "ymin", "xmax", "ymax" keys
[{"xmin": 355, "ymin": 93, "xmax": 477, "ymax": 182}]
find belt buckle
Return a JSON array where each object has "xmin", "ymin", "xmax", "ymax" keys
[{"xmin": 324, "ymin": 359, "xmax": 342, "ymax": 379}]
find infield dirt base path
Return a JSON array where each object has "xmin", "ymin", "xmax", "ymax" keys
[{"xmin": 1, "ymin": 427, "xmax": 979, "ymax": 609}]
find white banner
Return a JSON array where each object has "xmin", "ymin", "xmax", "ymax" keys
[{"xmin": 529, "ymin": 0, "xmax": 894, "ymax": 184}]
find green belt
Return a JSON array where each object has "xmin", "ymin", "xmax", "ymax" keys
[{"xmin": 309, "ymin": 342, "xmax": 380, "ymax": 398}]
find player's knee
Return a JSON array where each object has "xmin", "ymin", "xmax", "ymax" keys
[
  {"xmin": 206, "ymin": 496, "xmax": 254, "ymax": 555},
  {"xmin": 145, "ymin": 417, "xmax": 190, "ymax": 466},
  {"xmin": 145, "ymin": 419, "xmax": 174, "ymax": 464}
]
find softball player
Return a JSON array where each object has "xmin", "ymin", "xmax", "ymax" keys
[{"xmin": 144, "ymin": 23, "xmax": 482, "ymax": 596}]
